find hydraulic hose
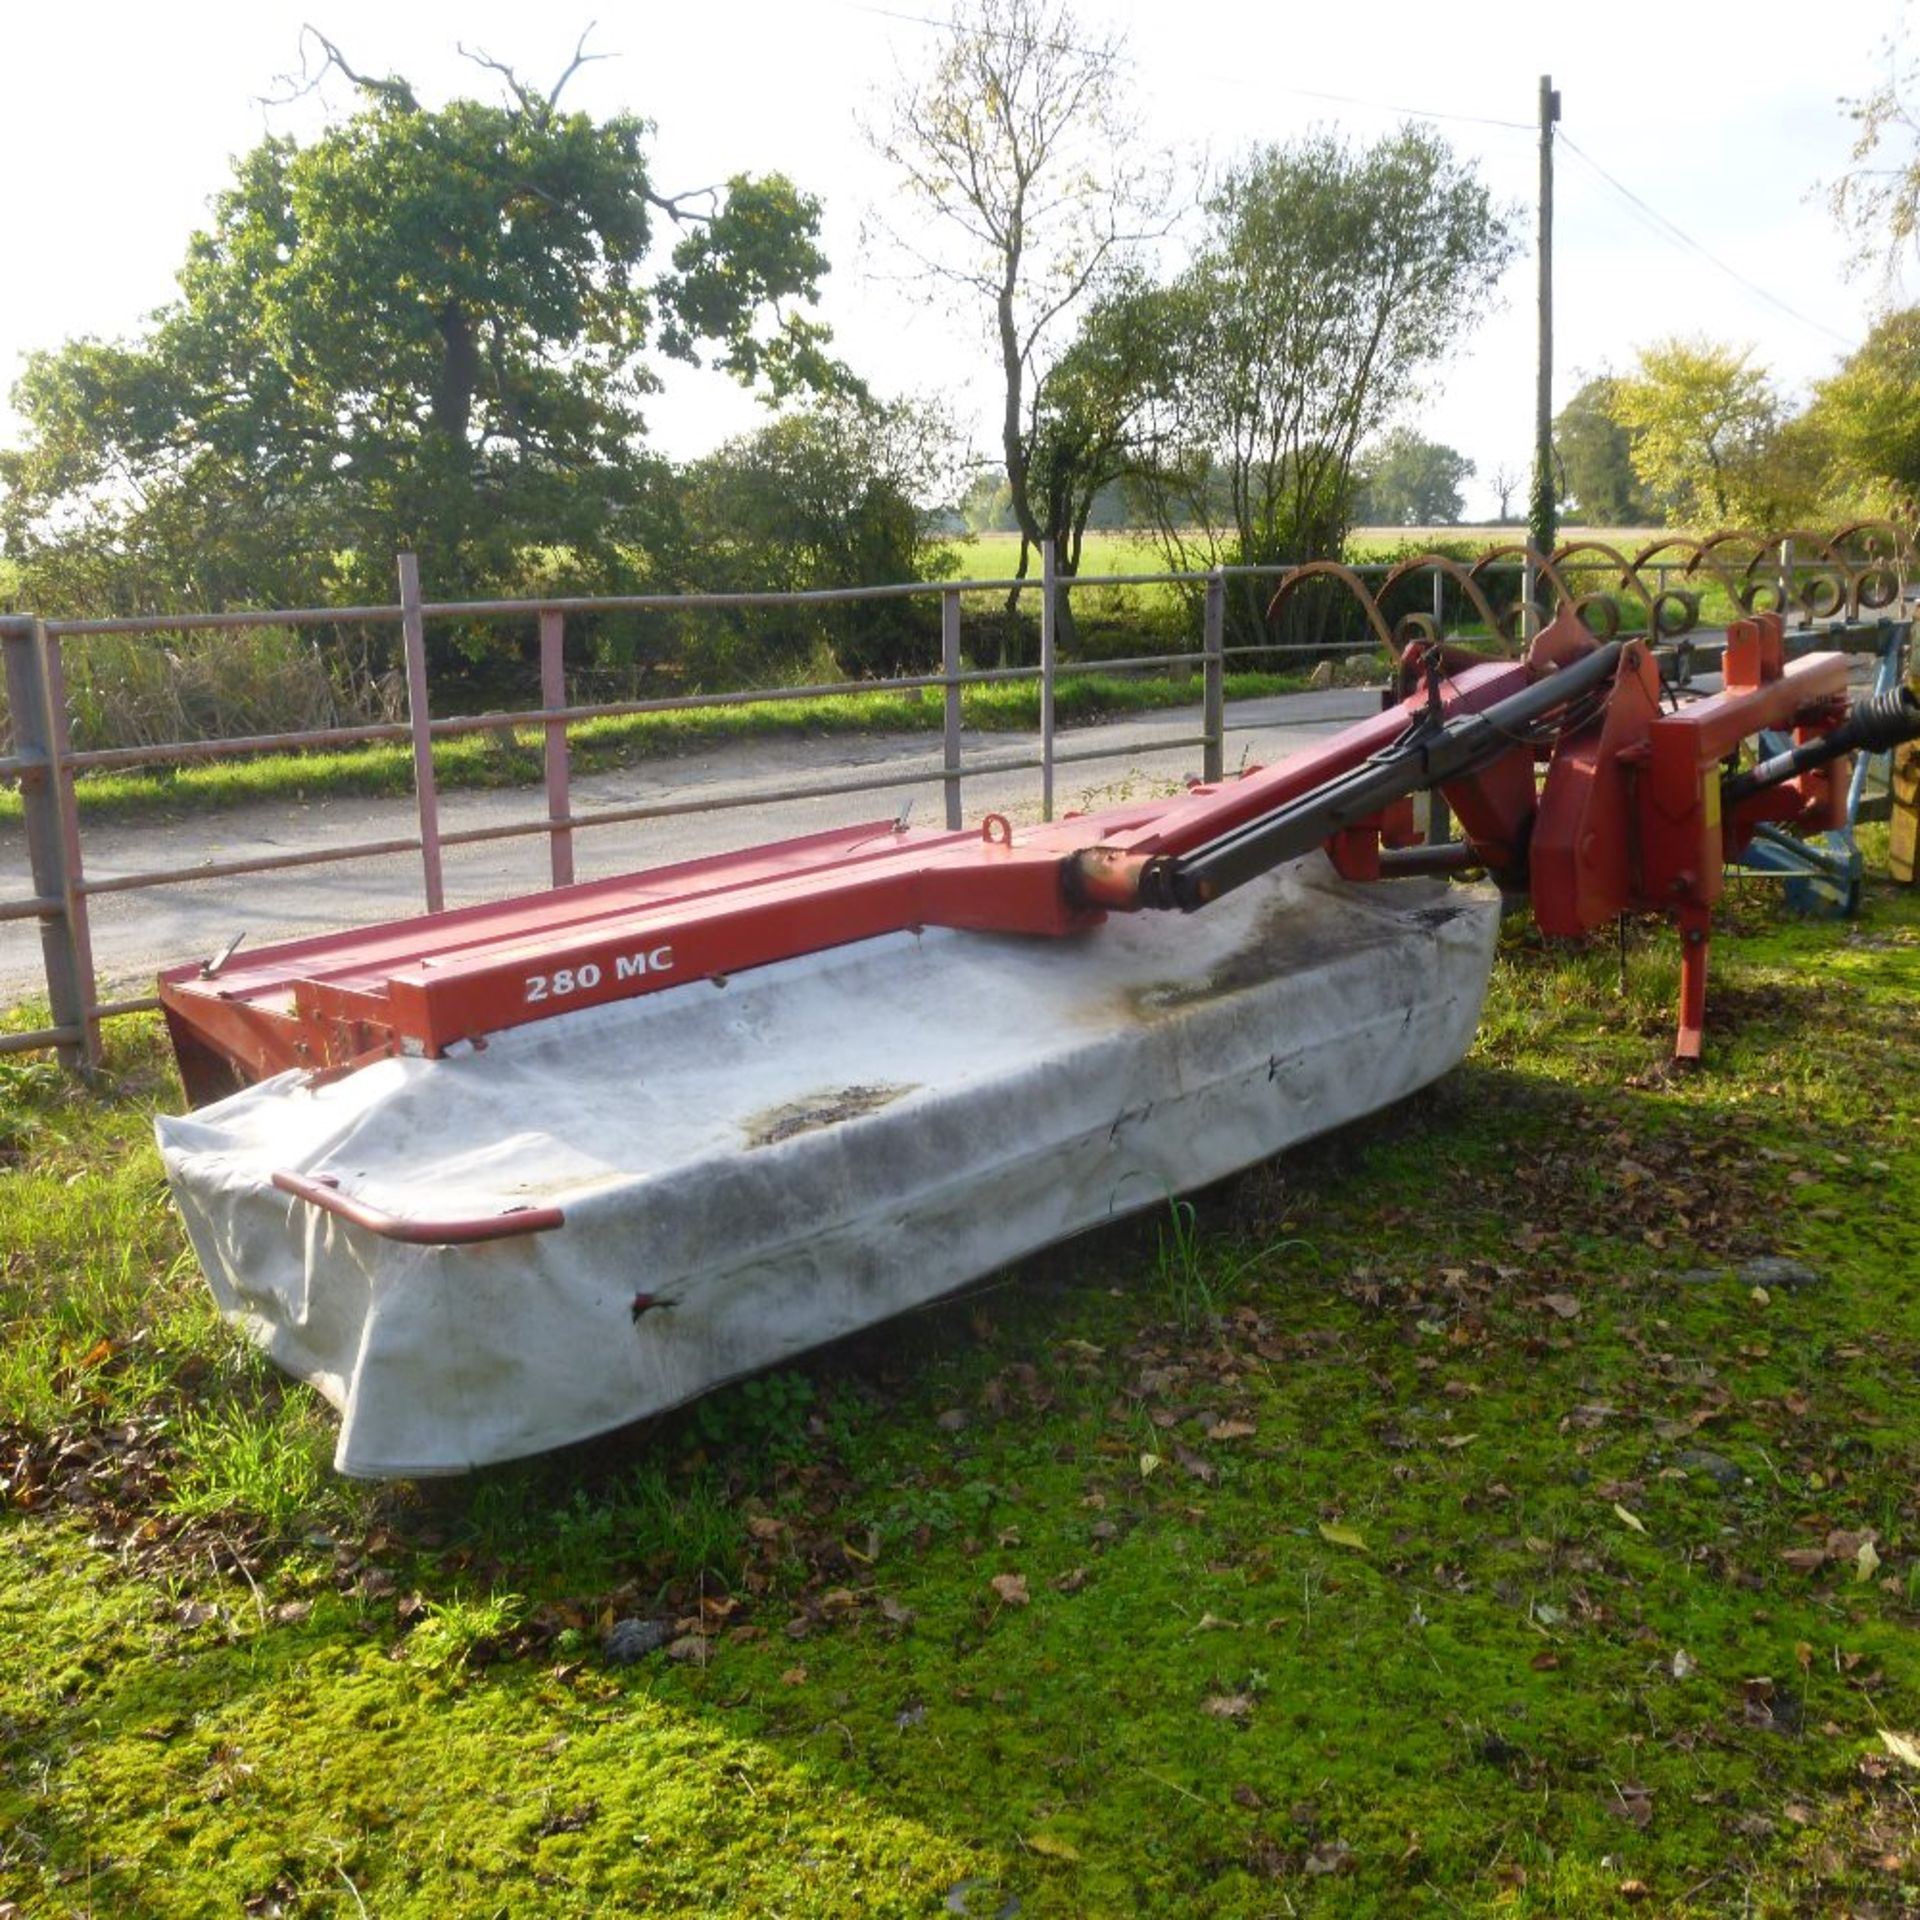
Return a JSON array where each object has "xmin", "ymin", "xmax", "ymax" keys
[{"xmin": 1721, "ymin": 685, "xmax": 1920, "ymax": 809}]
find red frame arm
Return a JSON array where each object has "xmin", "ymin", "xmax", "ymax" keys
[{"xmin": 271, "ymin": 1170, "xmax": 565, "ymax": 1245}]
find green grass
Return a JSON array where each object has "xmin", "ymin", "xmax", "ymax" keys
[{"xmin": 3, "ymin": 869, "xmax": 1916, "ymax": 1914}]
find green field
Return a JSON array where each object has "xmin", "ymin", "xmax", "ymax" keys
[{"xmin": 2, "ymin": 864, "xmax": 1915, "ymax": 1915}]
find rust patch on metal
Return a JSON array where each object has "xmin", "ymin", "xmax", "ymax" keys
[{"xmin": 744, "ymin": 1082, "xmax": 916, "ymax": 1148}]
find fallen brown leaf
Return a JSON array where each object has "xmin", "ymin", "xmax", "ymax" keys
[
  {"xmin": 989, "ymin": 1573, "xmax": 1030, "ymax": 1608},
  {"xmin": 1609, "ymin": 1783, "xmax": 1653, "ymax": 1829}
]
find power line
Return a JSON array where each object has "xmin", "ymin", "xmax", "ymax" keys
[
  {"xmin": 850, "ymin": 4, "xmax": 1532, "ymax": 132},
  {"xmin": 857, "ymin": 4, "xmax": 1851, "ymax": 348},
  {"xmin": 1556, "ymin": 130, "xmax": 1854, "ymax": 348},
  {"xmin": 1244, "ymin": 81, "xmax": 1530, "ymax": 135}
]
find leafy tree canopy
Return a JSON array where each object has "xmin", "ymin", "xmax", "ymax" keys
[
  {"xmin": 677, "ymin": 394, "xmax": 964, "ymax": 678},
  {"xmin": 0, "ymin": 34, "xmax": 844, "ymax": 619},
  {"xmin": 1609, "ymin": 338, "xmax": 1783, "ymax": 528},
  {"xmin": 1126, "ymin": 126, "xmax": 1514, "ymax": 634},
  {"xmin": 1553, "ymin": 375, "xmax": 1660, "ymax": 528},
  {"xmin": 1803, "ymin": 306, "xmax": 1920, "ymax": 513},
  {"xmin": 1352, "ymin": 429, "xmax": 1475, "ymax": 527}
]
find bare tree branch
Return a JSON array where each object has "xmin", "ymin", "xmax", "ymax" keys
[
  {"xmin": 457, "ymin": 41, "xmax": 540, "ymax": 119},
  {"xmin": 456, "ymin": 27, "xmax": 611, "ymax": 126},
  {"xmin": 548, "ymin": 25, "xmax": 609, "ymax": 112},
  {"xmin": 867, "ymin": 0, "xmax": 1174, "ymax": 610},
  {"xmin": 263, "ymin": 26, "xmax": 420, "ymax": 112},
  {"xmin": 644, "ymin": 184, "xmax": 723, "ymax": 226}
]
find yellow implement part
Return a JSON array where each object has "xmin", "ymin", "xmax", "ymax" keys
[{"xmin": 1893, "ymin": 737, "xmax": 1920, "ymax": 885}]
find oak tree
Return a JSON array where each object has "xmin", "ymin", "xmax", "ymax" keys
[{"xmin": 0, "ymin": 31, "xmax": 843, "ymax": 624}]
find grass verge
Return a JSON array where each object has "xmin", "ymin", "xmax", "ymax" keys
[
  {"xmin": 2, "ymin": 874, "xmax": 1916, "ymax": 1915},
  {"xmin": 0, "ymin": 667, "xmax": 1336, "ymax": 829}
]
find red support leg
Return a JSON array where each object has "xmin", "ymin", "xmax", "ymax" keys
[{"xmin": 1674, "ymin": 906, "xmax": 1711, "ymax": 1063}]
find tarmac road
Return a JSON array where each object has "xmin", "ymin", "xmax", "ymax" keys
[{"xmin": 1, "ymin": 687, "xmax": 1385, "ymax": 1005}]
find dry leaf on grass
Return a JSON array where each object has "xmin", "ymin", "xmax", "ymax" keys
[{"xmin": 989, "ymin": 1573, "xmax": 1030, "ymax": 1607}]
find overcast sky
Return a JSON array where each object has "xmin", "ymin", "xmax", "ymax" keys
[{"xmin": 0, "ymin": 0, "xmax": 1910, "ymax": 520}]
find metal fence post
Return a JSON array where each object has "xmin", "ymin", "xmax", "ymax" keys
[
  {"xmin": 1040, "ymin": 539, "xmax": 1057, "ymax": 822},
  {"xmin": 396, "ymin": 553, "xmax": 445, "ymax": 913},
  {"xmin": 1202, "ymin": 570, "xmax": 1225, "ymax": 784},
  {"xmin": 1431, "ymin": 561, "xmax": 1445, "ymax": 637},
  {"xmin": 540, "ymin": 609, "xmax": 574, "ymax": 888},
  {"xmin": 3, "ymin": 621, "xmax": 100, "ymax": 1072},
  {"xmin": 941, "ymin": 588, "xmax": 964, "ymax": 830},
  {"xmin": 1779, "ymin": 535, "xmax": 1796, "ymax": 622}
]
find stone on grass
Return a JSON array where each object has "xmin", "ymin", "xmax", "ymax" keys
[{"xmin": 602, "ymin": 1617, "xmax": 672, "ymax": 1665}]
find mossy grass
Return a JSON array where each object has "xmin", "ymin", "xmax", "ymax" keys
[{"xmin": 3, "ymin": 871, "xmax": 1916, "ymax": 1914}]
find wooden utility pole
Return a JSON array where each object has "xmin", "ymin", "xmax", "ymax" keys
[{"xmin": 1529, "ymin": 75, "xmax": 1562, "ymax": 563}]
